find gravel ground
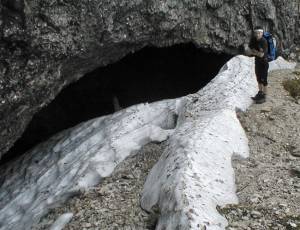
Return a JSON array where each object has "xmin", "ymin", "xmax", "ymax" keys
[
  {"xmin": 220, "ymin": 67, "xmax": 300, "ymax": 229},
  {"xmin": 33, "ymin": 142, "xmax": 167, "ymax": 230}
]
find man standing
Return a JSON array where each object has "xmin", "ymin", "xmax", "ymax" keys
[{"xmin": 248, "ymin": 26, "xmax": 269, "ymax": 104}]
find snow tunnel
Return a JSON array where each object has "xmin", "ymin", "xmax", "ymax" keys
[{"xmin": 1, "ymin": 43, "xmax": 233, "ymax": 164}]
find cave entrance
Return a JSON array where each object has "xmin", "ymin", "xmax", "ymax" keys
[{"xmin": 1, "ymin": 43, "xmax": 232, "ymax": 164}]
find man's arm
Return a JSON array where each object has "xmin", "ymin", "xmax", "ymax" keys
[
  {"xmin": 247, "ymin": 37, "xmax": 264, "ymax": 57},
  {"xmin": 245, "ymin": 48, "xmax": 264, "ymax": 57},
  {"xmin": 250, "ymin": 48, "xmax": 264, "ymax": 58},
  {"xmin": 252, "ymin": 39, "xmax": 268, "ymax": 58}
]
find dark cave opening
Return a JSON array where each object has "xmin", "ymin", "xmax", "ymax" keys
[{"xmin": 1, "ymin": 43, "xmax": 233, "ymax": 164}]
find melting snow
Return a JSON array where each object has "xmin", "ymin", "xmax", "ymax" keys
[{"xmin": 0, "ymin": 55, "xmax": 296, "ymax": 230}]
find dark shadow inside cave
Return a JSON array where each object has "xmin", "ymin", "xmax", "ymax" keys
[{"xmin": 1, "ymin": 43, "xmax": 233, "ymax": 164}]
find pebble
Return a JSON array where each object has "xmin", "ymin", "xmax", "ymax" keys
[
  {"xmin": 289, "ymin": 222, "xmax": 297, "ymax": 228},
  {"xmin": 82, "ymin": 223, "xmax": 91, "ymax": 227},
  {"xmin": 291, "ymin": 148, "xmax": 300, "ymax": 157},
  {"xmin": 260, "ymin": 107, "xmax": 272, "ymax": 113},
  {"xmin": 250, "ymin": 211, "xmax": 262, "ymax": 218}
]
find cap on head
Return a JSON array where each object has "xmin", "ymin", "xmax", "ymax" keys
[{"xmin": 254, "ymin": 26, "xmax": 264, "ymax": 33}]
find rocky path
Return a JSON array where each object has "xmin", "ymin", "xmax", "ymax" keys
[
  {"xmin": 33, "ymin": 142, "xmax": 167, "ymax": 230},
  {"xmin": 220, "ymin": 67, "xmax": 300, "ymax": 229}
]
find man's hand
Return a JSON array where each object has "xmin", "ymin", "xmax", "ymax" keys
[
  {"xmin": 244, "ymin": 45, "xmax": 264, "ymax": 58},
  {"xmin": 251, "ymin": 49, "xmax": 264, "ymax": 58}
]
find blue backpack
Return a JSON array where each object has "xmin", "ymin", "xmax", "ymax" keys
[{"xmin": 263, "ymin": 32, "xmax": 277, "ymax": 61}]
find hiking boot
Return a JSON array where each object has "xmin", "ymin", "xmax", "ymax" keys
[
  {"xmin": 251, "ymin": 91, "xmax": 264, "ymax": 101},
  {"xmin": 255, "ymin": 93, "xmax": 266, "ymax": 104}
]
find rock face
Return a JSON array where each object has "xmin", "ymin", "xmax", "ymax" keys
[{"xmin": 0, "ymin": 0, "xmax": 299, "ymax": 159}]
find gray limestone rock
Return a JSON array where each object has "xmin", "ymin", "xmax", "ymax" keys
[{"xmin": 0, "ymin": 0, "xmax": 299, "ymax": 159}]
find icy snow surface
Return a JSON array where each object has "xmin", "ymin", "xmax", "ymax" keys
[
  {"xmin": 0, "ymin": 55, "xmax": 296, "ymax": 230},
  {"xmin": 0, "ymin": 101, "xmax": 178, "ymax": 230}
]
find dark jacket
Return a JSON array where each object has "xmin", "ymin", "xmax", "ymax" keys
[{"xmin": 249, "ymin": 36, "xmax": 269, "ymax": 64}]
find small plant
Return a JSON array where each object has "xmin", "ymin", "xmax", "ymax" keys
[{"xmin": 283, "ymin": 77, "xmax": 300, "ymax": 99}]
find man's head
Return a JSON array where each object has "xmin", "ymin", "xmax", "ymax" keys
[{"xmin": 253, "ymin": 26, "xmax": 264, "ymax": 40}]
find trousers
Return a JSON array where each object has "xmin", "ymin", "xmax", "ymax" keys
[{"xmin": 255, "ymin": 61, "xmax": 269, "ymax": 86}]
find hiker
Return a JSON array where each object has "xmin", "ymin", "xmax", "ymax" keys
[{"xmin": 248, "ymin": 26, "xmax": 269, "ymax": 104}]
